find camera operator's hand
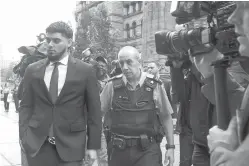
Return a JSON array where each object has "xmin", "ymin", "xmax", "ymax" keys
[
  {"xmin": 193, "ymin": 48, "xmax": 223, "ymax": 78},
  {"xmin": 207, "ymin": 117, "xmax": 239, "ymax": 153}
]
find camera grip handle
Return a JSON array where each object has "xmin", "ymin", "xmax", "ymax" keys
[{"xmin": 213, "ymin": 63, "xmax": 230, "ymax": 130}]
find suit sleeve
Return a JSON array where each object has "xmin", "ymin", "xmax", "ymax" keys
[
  {"xmin": 85, "ymin": 66, "xmax": 102, "ymax": 150},
  {"xmin": 19, "ymin": 65, "xmax": 34, "ymax": 139}
]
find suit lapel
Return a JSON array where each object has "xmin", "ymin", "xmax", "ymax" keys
[
  {"xmin": 35, "ymin": 58, "xmax": 53, "ymax": 104},
  {"xmin": 56, "ymin": 55, "xmax": 77, "ymax": 103}
]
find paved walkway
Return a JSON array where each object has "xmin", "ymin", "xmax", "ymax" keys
[
  {"xmin": 0, "ymin": 101, "xmax": 180, "ymax": 166},
  {"xmin": 0, "ymin": 102, "xmax": 20, "ymax": 166}
]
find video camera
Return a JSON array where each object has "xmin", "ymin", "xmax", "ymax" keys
[{"xmin": 155, "ymin": 1, "xmax": 239, "ymax": 58}]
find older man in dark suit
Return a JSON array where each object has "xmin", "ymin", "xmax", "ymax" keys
[{"xmin": 19, "ymin": 21, "xmax": 102, "ymax": 166}]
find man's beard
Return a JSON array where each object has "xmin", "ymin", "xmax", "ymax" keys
[
  {"xmin": 96, "ymin": 69, "xmax": 106, "ymax": 80},
  {"xmin": 47, "ymin": 48, "xmax": 67, "ymax": 62}
]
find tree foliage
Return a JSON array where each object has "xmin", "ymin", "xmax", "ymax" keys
[{"xmin": 74, "ymin": 3, "xmax": 120, "ymax": 61}]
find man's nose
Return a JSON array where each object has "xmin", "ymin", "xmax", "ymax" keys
[
  {"xmin": 122, "ymin": 63, "xmax": 128, "ymax": 69},
  {"xmin": 47, "ymin": 41, "xmax": 54, "ymax": 48}
]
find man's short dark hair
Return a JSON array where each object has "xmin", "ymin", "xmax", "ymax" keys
[
  {"xmin": 46, "ymin": 21, "xmax": 73, "ymax": 39},
  {"xmin": 96, "ymin": 56, "xmax": 108, "ymax": 65},
  {"xmin": 149, "ymin": 61, "xmax": 160, "ymax": 68}
]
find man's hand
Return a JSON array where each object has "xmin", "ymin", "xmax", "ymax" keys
[
  {"xmin": 85, "ymin": 149, "xmax": 98, "ymax": 164},
  {"xmin": 164, "ymin": 149, "xmax": 174, "ymax": 166},
  {"xmin": 207, "ymin": 117, "xmax": 239, "ymax": 152}
]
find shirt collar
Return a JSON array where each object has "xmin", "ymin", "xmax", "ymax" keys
[
  {"xmin": 49, "ymin": 54, "xmax": 69, "ymax": 66},
  {"xmin": 156, "ymin": 73, "xmax": 160, "ymax": 79},
  {"xmin": 122, "ymin": 71, "xmax": 147, "ymax": 87}
]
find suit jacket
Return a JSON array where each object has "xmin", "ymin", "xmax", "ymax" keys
[{"xmin": 19, "ymin": 55, "xmax": 102, "ymax": 162}]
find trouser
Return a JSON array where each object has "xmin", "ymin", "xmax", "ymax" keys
[
  {"xmin": 26, "ymin": 140, "xmax": 83, "ymax": 166},
  {"xmin": 3, "ymin": 93, "xmax": 9, "ymax": 110},
  {"xmin": 179, "ymin": 130, "xmax": 194, "ymax": 166},
  {"xmin": 108, "ymin": 140, "xmax": 163, "ymax": 166},
  {"xmin": 13, "ymin": 93, "xmax": 19, "ymax": 111},
  {"xmin": 192, "ymin": 144, "xmax": 210, "ymax": 166}
]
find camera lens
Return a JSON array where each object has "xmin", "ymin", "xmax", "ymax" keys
[{"xmin": 155, "ymin": 28, "xmax": 204, "ymax": 55}]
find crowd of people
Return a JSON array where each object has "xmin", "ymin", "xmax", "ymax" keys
[
  {"xmin": 1, "ymin": 82, "xmax": 20, "ymax": 112},
  {"xmin": 13, "ymin": 1, "xmax": 249, "ymax": 166}
]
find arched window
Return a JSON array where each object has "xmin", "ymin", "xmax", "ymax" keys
[
  {"xmin": 138, "ymin": 2, "xmax": 142, "ymax": 11},
  {"xmin": 132, "ymin": 3, "xmax": 136, "ymax": 13},
  {"xmin": 132, "ymin": 22, "xmax": 136, "ymax": 37},
  {"xmin": 126, "ymin": 24, "xmax": 130, "ymax": 38},
  {"xmin": 125, "ymin": 6, "xmax": 129, "ymax": 15}
]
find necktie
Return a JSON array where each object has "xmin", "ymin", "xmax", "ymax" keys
[
  {"xmin": 48, "ymin": 62, "xmax": 60, "ymax": 139},
  {"xmin": 49, "ymin": 62, "xmax": 60, "ymax": 104}
]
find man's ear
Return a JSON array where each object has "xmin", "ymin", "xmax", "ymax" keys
[
  {"xmin": 68, "ymin": 38, "xmax": 73, "ymax": 48},
  {"xmin": 137, "ymin": 58, "xmax": 142, "ymax": 64}
]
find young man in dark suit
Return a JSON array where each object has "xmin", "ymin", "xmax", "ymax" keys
[{"xmin": 19, "ymin": 21, "xmax": 102, "ymax": 166}]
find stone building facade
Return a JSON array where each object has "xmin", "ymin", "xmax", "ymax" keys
[{"xmin": 75, "ymin": 1, "xmax": 176, "ymax": 74}]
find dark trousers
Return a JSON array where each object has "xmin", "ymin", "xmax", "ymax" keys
[
  {"xmin": 192, "ymin": 144, "xmax": 210, "ymax": 166},
  {"xmin": 26, "ymin": 140, "xmax": 83, "ymax": 166},
  {"xmin": 3, "ymin": 93, "xmax": 9, "ymax": 110},
  {"xmin": 108, "ymin": 142, "xmax": 163, "ymax": 166},
  {"xmin": 13, "ymin": 93, "xmax": 19, "ymax": 111},
  {"xmin": 179, "ymin": 130, "xmax": 194, "ymax": 166}
]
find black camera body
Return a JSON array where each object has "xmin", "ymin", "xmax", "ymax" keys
[
  {"xmin": 155, "ymin": 1, "xmax": 239, "ymax": 57},
  {"xmin": 213, "ymin": 2, "xmax": 239, "ymax": 56}
]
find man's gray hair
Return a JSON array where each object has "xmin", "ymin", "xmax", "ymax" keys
[{"xmin": 118, "ymin": 46, "xmax": 141, "ymax": 62}]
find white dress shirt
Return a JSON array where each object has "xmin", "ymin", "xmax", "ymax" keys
[{"xmin": 44, "ymin": 55, "xmax": 69, "ymax": 96}]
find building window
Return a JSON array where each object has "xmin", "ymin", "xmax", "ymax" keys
[
  {"xmin": 138, "ymin": 2, "xmax": 142, "ymax": 11},
  {"xmin": 132, "ymin": 3, "xmax": 136, "ymax": 13},
  {"xmin": 126, "ymin": 24, "xmax": 130, "ymax": 38},
  {"xmin": 125, "ymin": 6, "xmax": 129, "ymax": 15},
  {"xmin": 141, "ymin": 20, "xmax": 143, "ymax": 36},
  {"xmin": 132, "ymin": 22, "xmax": 136, "ymax": 37}
]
